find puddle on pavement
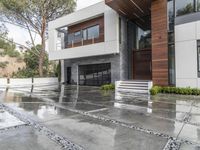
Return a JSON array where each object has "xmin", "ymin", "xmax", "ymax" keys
[{"xmin": 0, "ymin": 108, "xmax": 25, "ymax": 129}]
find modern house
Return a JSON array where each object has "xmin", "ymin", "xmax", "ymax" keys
[{"xmin": 48, "ymin": 0, "xmax": 200, "ymax": 90}]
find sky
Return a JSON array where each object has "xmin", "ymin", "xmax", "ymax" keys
[{"xmin": 5, "ymin": 0, "xmax": 103, "ymax": 46}]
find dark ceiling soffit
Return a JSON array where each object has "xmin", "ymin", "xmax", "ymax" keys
[{"xmin": 105, "ymin": 0, "xmax": 151, "ymax": 30}]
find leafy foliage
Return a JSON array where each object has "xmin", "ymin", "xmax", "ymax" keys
[
  {"xmin": 101, "ymin": 84, "xmax": 115, "ymax": 91},
  {"xmin": 0, "ymin": 0, "xmax": 76, "ymax": 76},
  {"xmin": 13, "ymin": 44, "xmax": 58, "ymax": 78},
  {"xmin": 150, "ymin": 86, "xmax": 200, "ymax": 96},
  {"xmin": 0, "ymin": 61, "xmax": 9, "ymax": 68}
]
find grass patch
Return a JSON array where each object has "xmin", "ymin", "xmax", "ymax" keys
[
  {"xmin": 100, "ymin": 84, "xmax": 115, "ymax": 91},
  {"xmin": 150, "ymin": 86, "xmax": 200, "ymax": 96}
]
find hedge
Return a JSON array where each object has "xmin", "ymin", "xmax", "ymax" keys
[
  {"xmin": 100, "ymin": 84, "xmax": 115, "ymax": 91},
  {"xmin": 150, "ymin": 86, "xmax": 200, "ymax": 96}
]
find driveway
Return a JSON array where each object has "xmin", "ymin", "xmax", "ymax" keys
[{"xmin": 0, "ymin": 85, "xmax": 199, "ymax": 150}]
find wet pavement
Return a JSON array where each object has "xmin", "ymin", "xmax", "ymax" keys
[{"xmin": 0, "ymin": 85, "xmax": 200, "ymax": 149}]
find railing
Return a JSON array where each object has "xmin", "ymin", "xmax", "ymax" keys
[{"xmin": 56, "ymin": 34, "xmax": 104, "ymax": 51}]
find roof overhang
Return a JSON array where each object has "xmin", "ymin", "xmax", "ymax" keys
[{"xmin": 105, "ymin": 0, "xmax": 151, "ymax": 30}]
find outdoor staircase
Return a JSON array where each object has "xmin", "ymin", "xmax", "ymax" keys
[{"xmin": 115, "ymin": 80, "xmax": 153, "ymax": 95}]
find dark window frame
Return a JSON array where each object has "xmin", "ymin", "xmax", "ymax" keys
[{"xmin": 197, "ymin": 40, "xmax": 200, "ymax": 77}]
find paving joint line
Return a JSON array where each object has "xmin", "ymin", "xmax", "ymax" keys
[
  {"xmin": 163, "ymin": 138, "xmax": 181, "ymax": 150},
  {"xmin": 0, "ymin": 124, "xmax": 30, "ymax": 133},
  {"xmin": 0, "ymin": 103, "xmax": 85, "ymax": 150}
]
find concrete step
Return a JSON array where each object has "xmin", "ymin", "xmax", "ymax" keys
[
  {"xmin": 118, "ymin": 86, "xmax": 148, "ymax": 90},
  {"xmin": 115, "ymin": 80, "xmax": 153, "ymax": 95}
]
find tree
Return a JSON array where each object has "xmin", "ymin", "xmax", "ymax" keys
[
  {"xmin": 0, "ymin": 0, "xmax": 76, "ymax": 76},
  {"xmin": 0, "ymin": 23, "xmax": 8, "ymax": 37}
]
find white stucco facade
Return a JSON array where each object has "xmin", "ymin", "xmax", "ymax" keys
[
  {"xmin": 175, "ymin": 20, "xmax": 200, "ymax": 88},
  {"xmin": 48, "ymin": 2, "xmax": 119, "ymax": 61}
]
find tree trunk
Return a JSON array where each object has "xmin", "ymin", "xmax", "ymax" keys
[{"xmin": 39, "ymin": 17, "xmax": 46, "ymax": 77}]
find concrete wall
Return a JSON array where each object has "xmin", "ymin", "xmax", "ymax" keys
[
  {"xmin": 0, "ymin": 78, "xmax": 7, "ymax": 86},
  {"xmin": 175, "ymin": 20, "xmax": 200, "ymax": 88},
  {"xmin": 48, "ymin": 2, "xmax": 119, "ymax": 61},
  {"xmin": 64, "ymin": 55, "xmax": 120, "ymax": 84},
  {"xmin": 0, "ymin": 78, "xmax": 59, "ymax": 87}
]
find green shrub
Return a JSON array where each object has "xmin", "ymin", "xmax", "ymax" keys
[
  {"xmin": 0, "ymin": 61, "xmax": 8, "ymax": 68},
  {"xmin": 150, "ymin": 86, "xmax": 161, "ymax": 95},
  {"xmin": 100, "ymin": 84, "xmax": 115, "ymax": 91},
  {"xmin": 150, "ymin": 86, "xmax": 200, "ymax": 96}
]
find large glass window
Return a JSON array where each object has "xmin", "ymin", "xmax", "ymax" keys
[
  {"xmin": 176, "ymin": 0, "xmax": 194, "ymax": 16},
  {"xmin": 87, "ymin": 25, "xmax": 100, "ymax": 40},
  {"xmin": 136, "ymin": 27, "xmax": 151, "ymax": 50},
  {"xmin": 68, "ymin": 33, "xmax": 74, "ymax": 45},
  {"xmin": 74, "ymin": 31, "xmax": 81, "ymax": 43},
  {"xmin": 197, "ymin": 0, "xmax": 200, "ymax": 11},
  {"xmin": 168, "ymin": 0, "xmax": 174, "ymax": 31},
  {"xmin": 79, "ymin": 63, "xmax": 111, "ymax": 86},
  {"xmin": 169, "ymin": 44, "xmax": 176, "ymax": 85},
  {"xmin": 197, "ymin": 40, "xmax": 200, "ymax": 77}
]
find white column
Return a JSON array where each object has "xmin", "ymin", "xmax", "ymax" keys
[{"xmin": 61, "ymin": 60, "xmax": 65, "ymax": 83}]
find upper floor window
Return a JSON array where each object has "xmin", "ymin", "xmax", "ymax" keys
[
  {"xmin": 175, "ymin": 0, "xmax": 200, "ymax": 16},
  {"xmin": 197, "ymin": 0, "xmax": 200, "ymax": 11},
  {"xmin": 168, "ymin": 0, "xmax": 175, "ymax": 31},
  {"xmin": 68, "ymin": 33, "xmax": 74, "ymax": 44},
  {"xmin": 74, "ymin": 31, "xmax": 82, "ymax": 42},
  {"xmin": 87, "ymin": 25, "xmax": 100, "ymax": 40}
]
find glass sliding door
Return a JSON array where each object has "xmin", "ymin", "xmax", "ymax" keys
[{"xmin": 79, "ymin": 63, "xmax": 111, "ymax": 86}]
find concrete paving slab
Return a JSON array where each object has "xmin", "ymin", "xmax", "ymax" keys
[
  {"xmin": 191, "ymin": 106, "xmax": 200, "ymax": 115},
  {"xmin": 92, "ymin": 108, "xmax": 184, "ymax": 137},
  {"xmin": 178, "ymin": 124, "xmax": 200, "ymax": 144},
  {"xmin": 179, "ymin": 144, "xmax": 200, "ymax": 150},
  {"xmin": 189, "ymin": 114, "xmax": 200, "ymax": 125},
  {"xmin": 0, "ymin": 109, "xmax": 25, "ymax": 129},
  {"xmin": 1, "ymin": 92, "xmax": 45, "ymax": 103},
  {"xmin": 112, "ymin": 102, "xmax": 186, "ymax": 121},
  {"xmin": 151, "ymin": 95, "xmax": 196, "ymax": 107},
  {"xmin": 44, "ymin": 114, "xmax": 168, "ymax": 150},
  {"xmin": 0, "ymin": 126, "xmax": 61, "ymax": 150},
  {"xmin": 60, "ymin": 102, "xmax": 106, "ymax": 112},
  {"xmin": 7, "ymin": 103, "xmax": 78, "ymax": 122}
]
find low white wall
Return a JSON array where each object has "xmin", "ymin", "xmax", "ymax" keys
[
  {"xmin": 0, "ymin": 78, "xmax": 7, "ymax": 86},
  {"xmin": 34, "ymin": 77, "xmax": 58, "ymax": 85},
  {"xmin": 10, "ymin": 78, "xmax": 32, "ymax": 86},
  {"xmin": 0, "ymin": 77, "xmax": 59, "ymax": 87}
]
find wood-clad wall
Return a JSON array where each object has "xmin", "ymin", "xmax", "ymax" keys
[
  {"xmin": 151, "ymin": 0, "xmax": 169, "ymax": 86},
  {"xmin": 67, "ymin": 16, "xmax": 104, "ymax": 48}
]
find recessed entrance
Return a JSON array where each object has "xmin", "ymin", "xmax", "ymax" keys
[{"xmin": 133, "ymin": 49, "xmax": 152, "ymax": 80}]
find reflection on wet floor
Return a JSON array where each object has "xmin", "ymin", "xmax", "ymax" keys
[{"xmin": 0, "ymin": 84, "xmax": 200, "ymax": 149}]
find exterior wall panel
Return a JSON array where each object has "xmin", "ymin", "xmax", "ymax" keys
[{"xmin": 175, "ymin": 21, "xmax": 200, "ymax": 88}]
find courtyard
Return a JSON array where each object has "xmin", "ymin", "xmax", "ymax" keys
[{"xmin": 0, "ymin": 84, "xmax": 199, "ymax": 150}]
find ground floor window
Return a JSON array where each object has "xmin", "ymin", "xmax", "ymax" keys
[
  {"xmin": 169, "ymin": 44, "xmax": 176, "ymax": 85},
  {"xmin": 197, "ymin": 40, "xmax": 200, "ymax": 77},
  {"xmin": 79, "ymin": 63, "xmax": 111, "ymax": 86}
]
